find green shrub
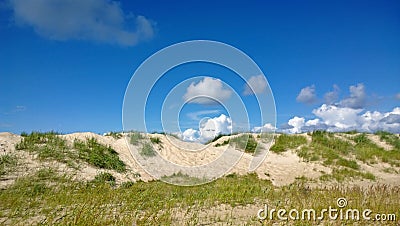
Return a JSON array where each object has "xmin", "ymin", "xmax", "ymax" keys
[
  {"xmin": 105, "ymin": 131, "xmax": 122, "ymax": 139},
  {"xmin": 93, "ymin": 172, "xmax": 116, "ymax": 186},
  {"xmin": 150, "ymin": 137, "xmax": 162, "ymax": 144},
  {"xmin": 214, "ymin": 139, "xmax": 230, "ymax": 147}
]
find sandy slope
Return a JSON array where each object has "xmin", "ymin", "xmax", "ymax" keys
[{"xmin": 1, "ymin": 132, "xmax": 400, "ymax": 188}]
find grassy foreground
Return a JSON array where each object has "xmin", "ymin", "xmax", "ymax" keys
[{"xmin": 0, "ymin": 171, "xmax": 399, "ymax": 225}]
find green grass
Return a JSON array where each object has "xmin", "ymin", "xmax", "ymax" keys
[
  {"xmin": 205, "ymin": 133, "xmax": 229, "ymax": 144},
  {"xmin": 376, "ymin": 131, "xmax": 400, "ymax": 150},
  {"xmin": 352, "ymin": 134, "xmax": 400, "ymax": 166},
  {"xmin": 296, "ymin": 131, "xmax": 363, "ymax": 173},
  {"xmin": 130, "ymin": 131, "xmax": 144, "ymax": 145},
  {"xmin": 15, "ymin": 132, "xmax": 126, "ymax": 172},
  {"xmin": 74, "ymin": 138, "xmax": 126, "ymax": 172},
  {"xmin": 15, "ymin": 131, "xmax": 76, "ymax": 166},
  {"xmin": 0, "ymin": 154, "xmax": 18, "ymax": 176},
  {"xmin": 257, "ymin": 132, "xmax": 274, "ymax": 142},
  {"xmin": 140, "ymin": 142, "xmax": 156, "ymax": 157},
  {"xmin": 270, "ymin": 134, "xmax": 307, "ymax": 153},
  {"xmin": 92, "ymin": 172, "xmax": 116, "ymax": 186},
  {"xmin": 320, "ymin": 168, "xmax": 375, "ymax": 182},
  {"xmin": 150, "ymin": 137, "xmax": 162, "ymax": 144},
  {"xmin": 214, "ymin": 139, "xmax": 230, "ymax": 147},
  {"xmin": 0, "ymin": 172, "xmax": 398, "ymax": 225},
  {"xmin": 161, "ymin": 172, "xmax": 207, "ymax": 185},
  {"xmin": 104, "ymin": 131, "xmax": 122, "ymax": 139},
  {"xmin": 229, "ymin": 134, "xmax": 259, "ymax": 153}
]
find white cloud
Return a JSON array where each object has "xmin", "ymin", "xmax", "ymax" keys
[
  {"xmin": 180, "ymin": 114, "xmax": 232, "ymax": 143},
  {"xmin": 180, "ymin": 128, "xmax": 199, "ymax": 142},
  {"xmin": 296, "ymin": 85, "xmax": 317, "ymax": 104},
  {"xmin": 305, "ymin": 118, "xmax": 320, "ymax": 126},
  {"xmin": 279, "ymin": 83, "xmax": 400, "ymax": 133},
  {"xmin": 8, "ymin": 0, "xmax": 154, "ymax": 46},
  {"xmin": 284, "ymin": 116, "xmax": 305, "ymax": 134},
  {"xmin": 324, "ymin": 84, "xmax": 340, "ymax": 104},
  {"xmin": 339, "ymin": 83, "xmax": 366, "ymax": 109},
  {"xmin": 358, "ymin": 107, "xmax": 400, "ymax": 133},
  {"xmin": 252, "ymin": 123, "xmax": 276, "ymax": 133},
  {"xmin": 281, "ymin": 105, "xmax": 400, "ymax": 134},
  {"xmin": 312, "ymin": 104, "xmax": 362, "ymax": 131},
  {"xmin": 183, "ymin": 77, "xmax": 232, "ymax": 105},
  {"xmin": 243, "ymin": 75, "xmax": 267, "ymax": 95}
]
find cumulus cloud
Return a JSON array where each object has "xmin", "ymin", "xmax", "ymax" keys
[
  {"xmin": 183, "ymin": 77, "xmax": 232, "ymax": 105},
  {"xmin": 243, "ymin": 75, "xmax": 267, "ymax": 95},
  {"xmin": 312, "ymin": 104, "xmax": 362, "ymax": 131},
  {"xmin": 339, "ymin": 83, "xmax": 366, "ymax": 109},
  {"xmin": 8, "ymin": 0, "xmax": 155, "ymax": 46},
  {"xmin": 296, "ymin": 85, "xmax": 317, "ymax": 104},
  {"xmin": 180, "ymin": 114, "xmax": 232, "ymax": 143},
  {"xmin": 252, "ymin": 123, "xmax": 276, "ymax": 133},
  {"xmin": 280, "ymin": 116, "xmax": 305, "ymax": 134},
  {"xmin": 280, "ymin": 105, "xmax": 400, "ymax": 134},
  {"xmin": 279, "ymin": 83, "xmax": 400, "ymax": 133},
  {"xmin": 324, "ymin": 84, "xmax": 340, "ymax": 105},
  {"xmin": 180, "ymin": 128, "xmax": 199, "ymax": 142}
]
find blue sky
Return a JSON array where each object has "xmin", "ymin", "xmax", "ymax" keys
[{"xmin": 1, "ymin": 0, "xmax": 399, "ymax": 136}]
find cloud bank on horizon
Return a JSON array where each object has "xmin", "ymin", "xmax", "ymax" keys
[
  {"xmin": 280, "ymin": 83, "xmax": 400, "ymax": 134},
  {"xmin": 180, "ymin": 82, "xmax": 400, "ymax": 142}
]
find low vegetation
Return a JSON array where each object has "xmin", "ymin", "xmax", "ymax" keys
[
  {"xmin": 0, "ymin": 154, "xmax": 18, "ymax": 176},
  {"xmin": 320, "ymin": 168, "xmax": 376, "ymax": 182},
  {"xmin": 229, "ymin": 134, "xmax": 259, "ymax": 153},
  {"xmin": 270, "ymin": 134, "xmax": 307, "ymax": 153},
  {"xmin": 150, "ymin": 137, "xmax": 161, "ymax": 144},
  {"xmin": 74, "ymin": 138, "xmax": 126, "ymax": 172},
  {"xmin": 140, "ymin": 142, "xmax": 156, "ymax": 157},
  {"xmin": 352, "ymin": 133, "xmax": 400, "ymax": 166},
  {"xmin": 376, "ymin": 131, "xmax": 400, "ymax": 150},
  {"xmin": 92, "ymin": 172, "xmax": 116, "ymax": 186},
  {"xmin": 213, "ymin": 134, "xmax": 262, "ymax": 154},
  {"xmin": 129, "ymin": 131, "xmax": 144, "ymax": 145},
  {"xmin": 3, "ymin": 131, "xmax": 400, "ymax": 224},
  {"xmin": 15, "ymin": 131, "xmax": 126, "ymax": 172},
  {"xmin": 0, "ymin": 172, "xmax": 398, "ymax": 225},
  {"xmin": 104, "ymin": 131, "xmax": 122, "ymax": 139},
  {"xmin": 15, "ymin": 131, "xmax": 75, "ymax": 166}
]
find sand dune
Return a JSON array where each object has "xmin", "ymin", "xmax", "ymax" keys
[{"xmin": 1, "ymin": 131, "xmax": 400, "ymax": 188}]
